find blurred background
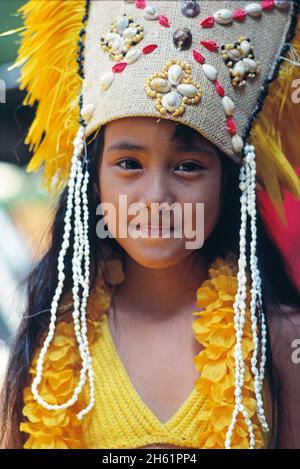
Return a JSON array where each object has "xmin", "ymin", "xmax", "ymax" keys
[
  {"xmin": 0, "ymin": 1, "xmax": 54, "ymax": 385},
  {"xmin": 0, "ymin": 1, "xmax": 299, "ymax": 387}
]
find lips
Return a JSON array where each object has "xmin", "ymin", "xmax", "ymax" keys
[{"xmin": 138, "ymin": 224, "xmax": 174, "ymax": 230}]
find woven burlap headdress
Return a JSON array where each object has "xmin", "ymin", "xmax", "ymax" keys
[{"xmin": 9, "ymin": 0, "xmax": 300, "ymax": 449}]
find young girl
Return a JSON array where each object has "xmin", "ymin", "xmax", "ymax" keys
[{"xmin": 1, "ymin": 0, "xmax": 300, "ymax": 449}]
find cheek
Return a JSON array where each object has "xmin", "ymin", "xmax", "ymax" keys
[
  {"xmin": 189, "ymin": 173, "xmax": 222, "ymax": 241},
  {"xmin": 99, "ymin": 165, "xmax": 138, "ymax": 238},
  {"xmin": 99, "ymin": 166, "xmax": 123, "ymax": 236},
  {"xmin": 203, "ymin": 190, "xmax": 221, "ymax": 239}
]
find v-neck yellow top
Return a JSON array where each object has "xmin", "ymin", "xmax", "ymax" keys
[{"xmin": 81, "ymin": 312, "xmax": 274, "ymax": 449}]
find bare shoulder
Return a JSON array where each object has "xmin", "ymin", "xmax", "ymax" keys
[{"xmin": 266, "ymin": 303, "xmax": 300, "ymax": 448}]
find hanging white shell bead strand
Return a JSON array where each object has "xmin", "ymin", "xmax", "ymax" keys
[
  {"xmin": 71, "ymin": 139, "xmax": 95, "ymax": 420},
  {"xmin": 79, "ymin": 156, "xmax": 95, "ymax": 419},
  {"xmin": 244, "ymin": 144, "xmax": 269, "ymax": 433},
  {"xmin": 31, "ymin": 126, "xmax": 94, "ymax": 417},
  {"xmin": 225, "ymin": 149, "xmax": 256, "ymax": 449},
  {"xmin": 225, "ymin": 144, "xmax": 270, "ymax": 449}
]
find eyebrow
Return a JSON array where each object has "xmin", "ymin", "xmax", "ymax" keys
[{"xmin": 105, "ymin": 138, "xmax": 215, "ymax": 156}]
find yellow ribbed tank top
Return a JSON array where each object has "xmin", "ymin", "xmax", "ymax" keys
[{"xmin": 81, "ymin": 312, "xmax": 274, "ymax": 449}]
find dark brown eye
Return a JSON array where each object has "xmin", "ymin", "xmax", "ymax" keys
[
  {"xmin": 176, "ymin": 161, "xmax": 204, "ymax": 172},
  {"xmin": 117, "ymin": 159, "xmax": 141, "ymax": 170}
]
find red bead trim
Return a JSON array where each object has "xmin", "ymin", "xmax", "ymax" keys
[
  {"xmin": 226, "ymin": 117, "xmax": 237, "ymax": 135},
  {"xmin": 193, "ymin": 49, "xmax": 205, "ymax": 64},
  {"xmin": 200, "ymin": 16, "xmax": 215, "ymax": 28},
  {"xmin": 262, "ymin": 0, "xmax": 275, "ymax": 11},
  {"xmin": 158, "ymin": 15, "xmax": 171, "ymax": 28},
  {"xmin": 112, "ymin": 62, "xmax": 128, "ymax": 73},
  {"xmin": 233, "ymin": 9, "xmax": 247, "ymax": 22},
  {"xmin": 214, "ymin": 80, "xmax": 225, "ymax": 97},
  {"xmin": 135, "ymin": 0, "xmax": 146, "ymax": 9},
  {"xmin": 142, "ymin": 44, "xmax": 158, "ymax": 54},
  {"xmin": 200, "ymin": 40, "xmax": 219, "ymax": 52}
]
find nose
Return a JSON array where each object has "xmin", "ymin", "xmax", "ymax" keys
[
  {"xmin": 140, "ymin": 170, "xmax": 175, "ymax": 208},
  {"xmin": 139, "ymin": 170, "xmax": 176, "ymax": 225}
]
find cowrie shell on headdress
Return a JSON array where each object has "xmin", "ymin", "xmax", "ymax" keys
[
  {"xmin": 202, "ymin": 64, "xmax": 218, "ymax": 81},
  {"xmin": 233, "ymin": 60, "xmax": 246, "ymax": 78},
  {"xmin": 81, "ymin": 104, "xmax": 95, "ymax": 122},
  {"xmin": 162, "ymin": 91, "xmax": 182, "ymax": 112},
  {"xmin": 150, "ymin": 77, "xmax": 171, "ymax": 93},
  {"xmin": 143, "ymin": 5, "xmax": 159, "ymax": 20},
  {"xmin": 105, "ymin": 32, "xmax": 118, "ymax": 42},
  {"xmin": 213, "ymin": 9, "xmax": 233, "ymax": 25},
  {"xmin": 245, "ymin": 3, "xmax": 263, "ymax": 17},
  {"xmin": 111, "ymin": 36, "xmax": 125, "ymax": 53},
  {"xmin": 231, "ymin": 135, "xmax": 244, "ymax": 153},
  {"xmin": 115, "ymin": 15, "xmax": 129, "ymax": 33},
  {"xmin": 228, "ymin": 49, "xmax": 242, "ymax": 61},
  {"xmin": 243, "ymin": 58, "xmax": 258, "ymax": 73},
  {"xmin": 168, "ymin": 64, "xmax": 184, "ymax": 86},
  {"xmin": 177, "ymin": 84, "xmax": 198, "ymax": 98},
  {"xmin": 122, "ymin": 27, "xmax": 138, "ymax": 40},
  {"xmin": 240, "ymin": 40, "xmax": 251, "ymax": 58},
  {"xmin": 222, "ymin": 96, "xmax": 235, "ymax": 116},
  {"xmin": 99, "ymin": 71, "xmax": 115, "ymax": 90},
  {"xmin": 125, "ymin": 47, "xmax": 142, "ymax": 64}
]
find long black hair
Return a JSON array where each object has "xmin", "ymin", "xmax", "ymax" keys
[{"xmin": 1, "ymin": 122, "xmax": 299, "ymax": 448}]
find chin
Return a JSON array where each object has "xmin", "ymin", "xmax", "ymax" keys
[{"xmin": 119, "ymin": 240, "xmax": 194, "ymax": 270}]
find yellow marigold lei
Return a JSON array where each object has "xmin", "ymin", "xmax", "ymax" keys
[{"xmin": 20, "ymin": 253, "xmax": 267, "ymax": 449}]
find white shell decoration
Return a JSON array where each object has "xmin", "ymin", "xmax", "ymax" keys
[
  {"xmin": 275, "ymin": 0, "xmax": 290, "ymax": 9},
  {"xmin": 150, "ymin": 77, "xmax": 171, "ymax": 93},
  {"xmin": 202, "ymin": 64, "xmax": 218, "ymax": 81},
  {"xmin": 81, "ymin": 103, "xmax": 95, "ymax": 122},
  {"xmin": 162, "ymin": 91, "xmax": 182, "ymax": 112},
  {"xmin": 222, "ymin": 96, "xmax": 235, "ymax": 116},
  {"xmin": 240, "ymin": 40, "xmax": 251, "ymax": 57},
  {"xmin": 233, "ymin": 61, "xmax": 246, "ymax": 78},
  {"xmin": 245, "ymin": 3, "xmax": 263, "ymax": 17},
  {"xmin": 99, "ymin": 71, "xmax": 115, "ymax": 90},
  {"xmin": 232, "ymin": 135, "xmax": 244, "ymax": 153},
  {"xmin": 228, "ymin": 49, "xmax": 242, "ymax": 62},
  {"xmin": 111, "ymin": 36, "xmax": 125, "ymax": 53},
  {"xmin": 168, "ymin": 64, "xmax": 184, "ymax": 86},
  {"xmin": 125, "ymin": 47, "xmax": 142, "ymax": 64},
  {"xmin": 105, "ymin": 32, "xmax": 118, "ymax": 42},
  {"xmin": 213, "ymin": 9, "xmax": 233, "ymax": 25},
  {"xmin": 122, "ymin": 27, "xmax": 138, "ymax": 40},
  {"xmin": 243, "ymin": 58, "xmax": 258, "ymax": 73},
  {"xmin": 177, "ymin": 84, "xmax": 198, "ymax": 98},
  {"xmin": 115, "ymin": 16, "xmax": 129, "ymax": 33},
  {"xmin": 143, "ymin": 5, "xmax": 159, "ymax": 20}
]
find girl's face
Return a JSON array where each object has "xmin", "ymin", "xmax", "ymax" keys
[{"xmin": 99, "ymin": 117, "xmax": 223, "ymax": 269}]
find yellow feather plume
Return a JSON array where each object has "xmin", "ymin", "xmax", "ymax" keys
[
  {"xmin": 14, "ymin": 0, "xmax": 85, "ymax": 195},
  {"xmin": 252, "ymin": 17, "xmax": 300, "ymax": 223}
]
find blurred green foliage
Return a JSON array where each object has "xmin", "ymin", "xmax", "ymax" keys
[{"xmin": 0, "ymin": 1, "xmax": 25, "ymax": 64}]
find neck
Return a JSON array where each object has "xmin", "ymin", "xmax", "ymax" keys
[{"xmin": 111, "ymin": 250, "xmax": 209, "ymax": 322}]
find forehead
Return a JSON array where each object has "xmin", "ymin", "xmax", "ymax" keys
[{"xmin": 104, "ymin": 116, "xmax": 216, "ymax": 148}]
